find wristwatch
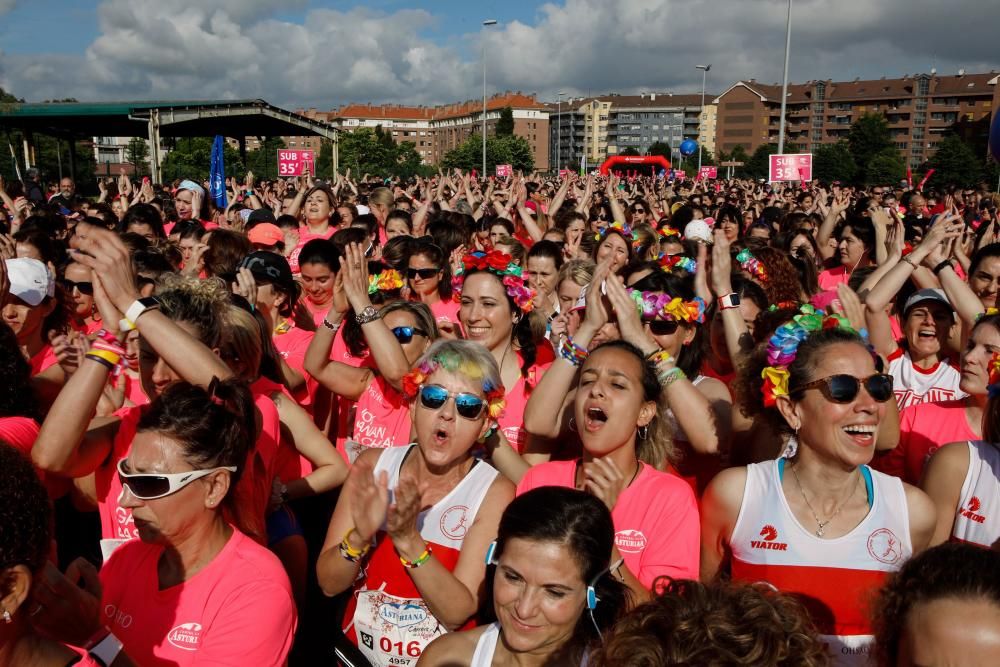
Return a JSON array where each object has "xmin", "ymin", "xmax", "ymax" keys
[
  {"xmin": 88, "ymin": 629, "xmax": 124, "ymax": 666},
  {"xmin": 355, "ymin": 305, "xmax": 381, "ymax": 325},
  {"xmin": 718, "ymin": 292, "xmax": 741, "ymax": 310}
]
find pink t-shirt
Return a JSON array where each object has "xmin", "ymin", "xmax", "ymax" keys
[
  {"xmin": 872, "ymin": 399, "xmax": 976, "ymax": 485},
  {"xmin": 330, "ymin": 332, "xmax": 369, "ymax": 454},
  {"xmin": 516, "ymin": 460, "xmax": 700, "ymax": 587},
  {"xmin": 272, "ymin": 323, "xmax": 315, "ymax": 407},
  {"xmin": 498, "ymin": 348, "xmax": 554, "ymax": 453},
  {"xmin": 0, "ymin": 416, "xmax": 68, "ymax": 498},
  {"xmin": 817, "ymin": 265, "xmax": 850, "ymax": 291},
  {"xmin": 96, "ymin": 406, "xmax": 143, "ymax": 542},
  {"xmin": 288, "ymin": 227, "xmax": 336, "ymax": 274},
  {"xmin": 29, "ymin": 344, "xmax": 58, "ymax": 376},
  {"xmin": 429, "ymin": 298, "xmax": 462, "ymax": 334},
  {"xmin": 100, "ymin": 529, "xmax": 296, "ymax": 666},
  {"xmin": 351, "ymin": 373, "xmax": 411, "ymax": 452}
]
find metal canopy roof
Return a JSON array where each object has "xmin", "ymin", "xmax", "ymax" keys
[{"xmin": 0, "ymin": 99, "xmax": 338, "ymax": 140}]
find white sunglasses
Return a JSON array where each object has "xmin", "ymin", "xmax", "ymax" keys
[{"xmin": 117, "ymin": 459, "xmax": 237, "ymax": 500}]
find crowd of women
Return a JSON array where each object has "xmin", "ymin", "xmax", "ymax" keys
[{"xmin": 2, "ymin": 168, "xmax": 1000, "ymax": 666}]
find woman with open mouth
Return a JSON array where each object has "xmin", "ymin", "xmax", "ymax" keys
[
  {"xmin": 702, "ymin": 319, "xmax": 937, "ymax": 665},
  {"xmin": 318, "ymin": 339, "xmax": 514, "ymax": 667}
]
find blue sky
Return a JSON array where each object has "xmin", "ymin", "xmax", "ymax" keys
[{"xmin": 1, "ymin": 0, "xmax": 997, "ymax": 108}]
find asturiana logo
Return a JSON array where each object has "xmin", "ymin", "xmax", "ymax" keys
[
  {"xmin": 751, "ymin": 525, "xmax": 788, "ymax": 551},
  {"xmin": 167, "ymin": 622, "xmax": 202, "ymax": 651},
  {"xmin": 615, "ymin": 529, "xmax": 648, "ymax": 554}
]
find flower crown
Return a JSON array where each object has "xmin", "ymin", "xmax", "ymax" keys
[
  {"xmin": 401, "ymin": 352, "xmax": 506, "ymax": 420},
  {"xmin": 596, "ymin": 221, "xmax": 641, "ymax": 250},
  {"xmin": 988, "ymin": 352, "xmax": 1000, "ymax": 398},
  {"xmin": 630, "ymin": 290, "xmax": 706, "ymax": 324},
  {"xmin": 761, "ymin": 305, "xmax": 858, "ymax": 407},
  {"xmin": 368, "ymin": 269, "xmax": 404, "ymax": 294},
  {"xmin": 657, "ymin": 226, "xmax": 681, "ymax": 240},
  {"xmin": 736, "ymin": 248, "xmax": 768, "ymax": 283},
  {"xmin": 658, "ymin": 253, "xmax": 697, "ymax": 275},
  {"xmin": 452, "ymin": 250, "xmax": 535, "ymax": 313}
]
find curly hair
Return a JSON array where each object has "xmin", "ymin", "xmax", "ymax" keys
[
  {"xmin": 591, "ymin": 578, "xmax": 830, "ymax": 667},
  {"xmin": 735, "ymin": 327, "xmax": 868, "ymax": 435},
  {"xmin": 0, "ymin": 442, "xmax": 52, "ymax": 589},
  {"xmin": 155, "ymin": 273, "xmax": 230, "ymax": 347},
  {"xmin": 0, "ymin": 323, "xmax": 40, "ymax": 420},
  {"xmin": 873, "ymin": 543, "xmax": 1000, "ymax": 667},
  {"xmin": 741, "ymin": 242, "xmax": 802, "ymax": 307}
]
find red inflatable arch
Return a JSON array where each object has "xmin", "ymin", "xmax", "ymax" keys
[{"xmin": 598, "ymin": 154, "xmax": 671, "ymax": 175}]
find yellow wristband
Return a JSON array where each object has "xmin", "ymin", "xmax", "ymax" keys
[
  {"xmin": 86, "ymin": 349, "xmax": 122, "ymax": 366},
  {"xmin": 340, "ymin": 528, "xmax": 370, "ymax": 559}
]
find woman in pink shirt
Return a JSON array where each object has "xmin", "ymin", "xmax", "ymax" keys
[
  {"xmin": 37, "ymin": 380, "xmax": 296, "ymax": 667},
  {"xmin": 817, "ymin": 216, "xmax": 876, "ymax": 291},
  {"xmin": 62, "ymin": 261, "xmax": 103, "ymax": 335},
  {"xmin": 518, "ymin": 339, "xmax": 700, "ymax": 603},
  {"xmin": 405, "ymin": 238, "xmax": 460, "ymax": 338}
]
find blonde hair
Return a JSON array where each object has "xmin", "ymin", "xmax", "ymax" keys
[{"xmin": 558, "ymin": 258, "xmax": 596, "ymax": 289}]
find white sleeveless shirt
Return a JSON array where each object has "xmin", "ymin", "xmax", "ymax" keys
[
  {"xmin": 469, "ymin": 623, "xmax": 501, "ymax": 667},
  {"xmin": 951, "ymin": 441, "xmax": 1000, "ymax": 548},
  {"xmin": 730, "ymin": 459, "xmax": 912, "ymax": 667}
]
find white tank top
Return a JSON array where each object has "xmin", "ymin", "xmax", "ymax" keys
[
  {"xmin": 887, "ymin": 348, "xmax": 965, "ymax": 409},
  {"xmin": 951, "ymin": 441, "xmax": 1000, "ymax": 548},
  {"xmin": 469, "ymin": 623, "xmax": 500, "ymax": 667},
  {"xmin": 730, "ymin": 459, "xmax": 912, "ymax": 667}
]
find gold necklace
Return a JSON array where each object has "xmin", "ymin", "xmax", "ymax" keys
[{"xmin": 789, "ymin": 462, "xmax": 860, "ymax": 537}]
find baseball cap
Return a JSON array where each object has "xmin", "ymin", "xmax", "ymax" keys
[
  {"xmin": 5, "ymin": 258, "xmax": 55, "ymax": 306},
  {"xmin": 239, "ymin": 251, "xmax": 295, "ymax": 291},
  {"xmin": 248, "ymin": 223, "xmax": 284, "ymax": 248},
  {"xmin": 247, "ymin": 209, "xmax": 277, "ymax": 225},
  {"xmin": 902, "ymin": 288, "xmax": 953, "ymax": 316}
]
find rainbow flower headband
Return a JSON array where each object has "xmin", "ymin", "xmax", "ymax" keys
[
  {"xmin": 630, "ymin": 290, "xmax": 706, "ymax": 324},
  {"xmin": 987, "ymin": 351, "xmax": 1000, "ymax": 398},
  {"xmin": 452, "ymin": 250, "xmax": 535, "ymax": 313},
  {"xmin": 658, "ymin": 226, "xmax": 681, "ymax": 240},
  {"xmin": 761, "ymin": 305, "xmax": 857, "ymax": 407},
  {"xmin": 401, "ymin": 352, "xmax": 506, "ymax": 421},
  {"xmin": 658, "ymin": 253, "xmax": 697, "ymax": 275},
  {"xmin": 736, "ymin": 248, "xmax": 768, "ymax": 282},
  {"xmin": 596, "ymin": 221, "xmax": 642, "ymax": 250},
  {"xmin": 368, "ymin": 269, "xmax": 404, "ymax": 294}
]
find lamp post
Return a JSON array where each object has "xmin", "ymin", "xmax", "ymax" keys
[
  {"xmin": 777, "ymin": 0, "xmax": 792, "ymax": 155},
  {"xmin": 557, "ymin": 92, "xmax": 565, "ymax": 174},
  {"xmin": 696, "ymin": 64, "xmax": 711, "ymax": 173},
  {"xmin": 482, "ymin": 19, "xmax": 497, "ymax": 177}
]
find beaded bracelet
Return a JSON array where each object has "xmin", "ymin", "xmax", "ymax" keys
[
  {"xmin": 657, "ymin": 366, "xmax": 687, "ymax": 388},
  {"xmin": 399, "ymin": 544, "xmax": 433, "ymax": 569},
  {"xmin": 339, "ymin": 528, "xmax": 371, "ymax": 563},
  {"xmin": 558, "ymin": 336, "xmax": 588, "ymax": 367}
]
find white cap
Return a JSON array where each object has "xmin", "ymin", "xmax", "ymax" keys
[
  {"xmin": 356, "ymin": 204, "xmax": 371, "ymax": 216},
  {"xmin": 5, "ymin": 258, "xmax": 55, "ymax": 306}
]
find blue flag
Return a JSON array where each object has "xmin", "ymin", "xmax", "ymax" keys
[{"xmin": 209, "ymin": 135, "xmax": 228, "ymax": 209}]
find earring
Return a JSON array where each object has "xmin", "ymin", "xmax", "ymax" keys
[
  {"xmin": 638, "ymin": 425, "xmax": 648, "ymax": 440},
  {"xmin": 569, "ymin": 417, "xmax": 577, "ymax": 433},
  {"xmin": 783, "ymin": 427, "xmax": 799, "ymax": 459},
  {"xmin": 2, "ymin": 609, "xmax": 11, "ymax": 623}
]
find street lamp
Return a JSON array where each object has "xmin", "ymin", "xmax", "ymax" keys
[
  {"xmin": 557, "ymin": 92, "xmax": 565, "ymax": 173},
  {"xmin": 777, "ymin": 0, "xmax": 793, "ymax": 155},
  {"xmin": 696, "ymin": 64, "xmax": 711, "ymax": 173},
  {"xmin": 482, "ymin": 19, "xmax": 498, "ymax": 177}
]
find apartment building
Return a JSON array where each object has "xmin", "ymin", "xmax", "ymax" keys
[
  {"xmin": 548, "ymin": 93, "xmax": 715, "ymax": 171},
  {"xmin": 714, "ymin": 70, "xmax": 999, "ymax": 166}
]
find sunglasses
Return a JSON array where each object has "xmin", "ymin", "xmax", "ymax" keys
[
  {"xmin": 645, "ymin": 319, "xmax": 680, "ymax": 336},
  {"xmin": 791, "ymin": 373, "xmax": 893, "ymax": 404},
  {"xmin": 117, "ymin": 459, "xmax": 237, "ymax": 500},
  {"xmin": 60, "ymin": 279, "xmax": 93, "ymax": 295},
  {"xmin": 407, "ymin": 267, "xmax": 439, "ymax": 280},
  {"xmin": 418, "ymin": 384, "xmax": 487, "ymax": 420},
  {"xmin": 392, "ymin": 326, "xmax": 428, "ymax": 344},
  {"xmin": 633, "ymin": 208, "xmax": 646, "ymax": 214}
]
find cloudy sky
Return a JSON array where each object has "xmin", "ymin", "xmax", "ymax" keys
[{"xmin": 1, "ymin": 0, "xmax": 998, "ymax": 109}]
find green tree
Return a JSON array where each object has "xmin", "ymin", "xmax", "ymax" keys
[
  {"xmin": 813, "ymin": 141, "xmax": 857, "ymax": 184},
  {"xmin": 244, "ymin": 137, "xmax": 286, "ymax": 180},
  {"xmin": 125, "ymin": 137, "xmax": 149, "ymax": 176},
  {"xmin": 620, "ymin": 147, "xmax": 640, "ymax": 157},
  {"xmin": 159, "ymin": 137, "xmax": 245, "ymax": 183},
  {"xmin": 646, "ymin": 141, "xmax": 671, "ymax": 159},
  {"xmin": 865, "ymin": 148, "xmax": 906, "ymax": 186},
  {"xmin": 441, "ymin": 133, "xmax": 534, "ymax": 173},
  {"xmin": 848, "ymin": 113, "xmax": 893, "ymax": 177},
  {"xmin": 496, "ymin": 106, "xmax": 515, "ymax": 137},
  {"xmin": 923, "ymin": 134, "xmax": 983, "ymax": 189},
  {"xmin": 327, "ymin": 128, "xmax": 429, "ymax": 178}
]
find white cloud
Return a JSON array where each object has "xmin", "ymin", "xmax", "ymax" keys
[{"xmin": 0, "ymin": 0, "xmax": 997, "ymax": 108}]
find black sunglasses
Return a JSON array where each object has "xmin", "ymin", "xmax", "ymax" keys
[
  {"xmin": 406, "ymin": 267, "xmax": 440, "ymax": 280},
  {"xmin": 791, "ymin": 373, "xmax": 893, "ymax": 404},
  {"xmin": 418, "ymin": 384, "xmax": 486, "ymax": 420},
  {"xmin": 646, "ymin": 319, "xmax": 680, "ymax": 336},
  {"xmin": 391, "ymin": 326, "xmax": 428, "ymax": 344},
  {"xmin": 60, "ymin": 279, "xmax": 93, "ymax": 295}
]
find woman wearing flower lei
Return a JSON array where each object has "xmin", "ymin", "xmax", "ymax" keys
[
  {"xmin": 305, "ymin": 243, "xmax": 440, "ymax": 459},
  {"xmin": 455, "ymin": 250, "xmax": 554, "ymax": 455},
  {"xmin": 702, "ymin": 309, "xmax": 936, "ymax": 666},
  {"xmin": 318, "ymin": 339, "xmax": 515, "ymax": 667},
  {"xmin": 922, "ymin": 349, "xmax": 1000, "ymax": 549}
]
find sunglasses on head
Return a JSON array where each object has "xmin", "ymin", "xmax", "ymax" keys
[
  {"xmin": 791, "ymin": 373, "xmax": 893, "ymax": 404},
  {"xmin": 60, "ymin": 279, "xmax": 93, "ymax": 295},
  {"xmin": 645, "ymin": 319, "xmax": 680, "ymax": 336},
  {"xmin": 117, "ymin": 458, "xmax": 237, "ymax": 500},
  {"xmin": 392, "ymin": 326, "xmax": 428, "ymax": 344},
  {"xmin": 418, "ymin": 384, "xmax": 487, "ymax": 420},
  {"xmin": 406, "ymin": 267, "xmax": 439, "ymax": 280}
]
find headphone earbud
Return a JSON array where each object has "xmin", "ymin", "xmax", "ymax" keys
[
  {"xmin": 586, "ymin": 585, "xmax": 598, "ymax": 610},
  {"xmin": 485, "ymin": 540, "xmax": 498, "ymax": 566}
]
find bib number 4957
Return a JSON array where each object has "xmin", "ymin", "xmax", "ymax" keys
[{"xmin": 380, "ymin": 637, "xmax": 421, "ymax": 658}]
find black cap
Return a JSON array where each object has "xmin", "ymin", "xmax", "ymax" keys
[
  {"xmin": 247, "ymin": 208, "xmax": 277, "ymax": 225},
  {"xmin": 239, "ymin": 251, "xmax": 295, "ymax": 292}
]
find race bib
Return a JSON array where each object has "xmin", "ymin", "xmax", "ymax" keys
[{"xmin": 352, "ymin": 589, "xmax": 445, "ymax": 667}]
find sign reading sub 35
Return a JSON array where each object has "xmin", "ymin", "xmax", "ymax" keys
[{"xmin": 277, "ymin": 150, "xmax": 315, "ymax": 176}]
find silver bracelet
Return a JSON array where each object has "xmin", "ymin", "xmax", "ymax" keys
[{"xmin": 322, "ymin": 318, "xmax": 342, "ymax": 332}]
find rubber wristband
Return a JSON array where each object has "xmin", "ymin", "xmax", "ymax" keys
[
  {"xmin": 339, "ymin": 528, "xmax": 370, "ymax": 562},
  {"xmin": 87, "ymin": 349, "xmax": 121, "ymax": 366},
  {"xmin": 932, "ymin": 259, "xmax": 953, "ymax": 275},
  {"xmin": 85, "ymin": 352, "xmax": 116, "ymax": 372}
]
